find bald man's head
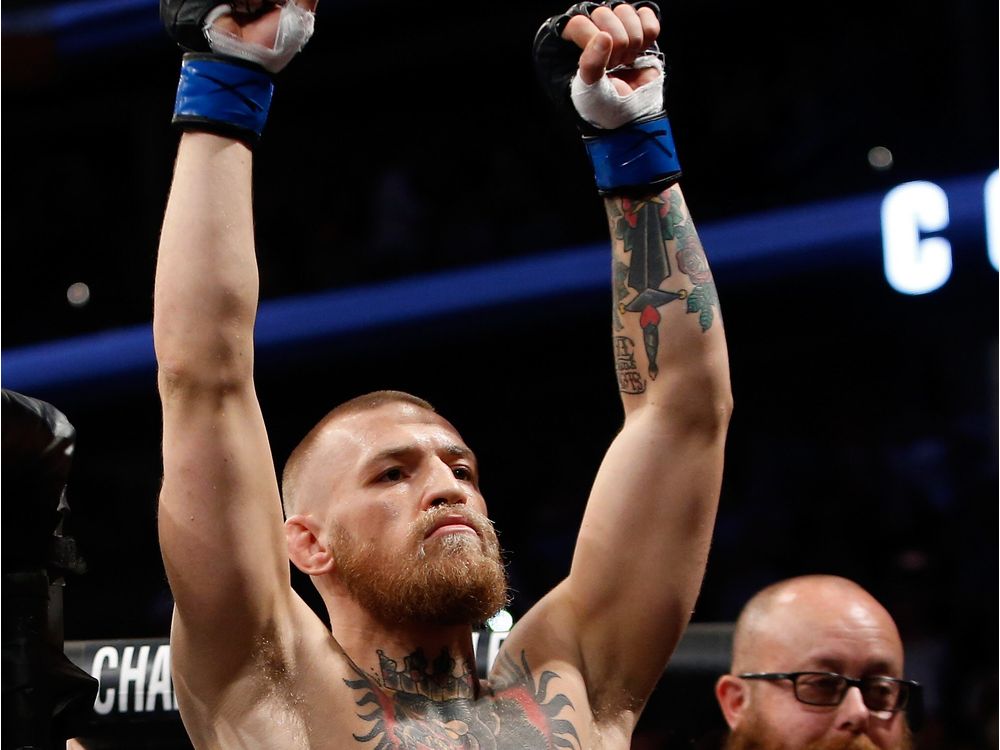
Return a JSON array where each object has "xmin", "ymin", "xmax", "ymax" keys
[
  {"xmin": 730, "ymin": 575, "xmax": 903, "ymax": 674},
  {"xmin": 716, "ymin": 576, "xmax": 913, "ymax": 750}
]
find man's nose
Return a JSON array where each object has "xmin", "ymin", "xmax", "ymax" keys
[
  {"xmin": 835, "ymin": 685, "xmax": 871, "ymax": 733},
  {"xmin": 421, "ymin": 462, "xmax": 469, "ymax": 510}
]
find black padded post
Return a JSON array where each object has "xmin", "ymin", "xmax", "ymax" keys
[{"xmin": 2, "ymin": 390, "xmax": 98, "ymax": 749}]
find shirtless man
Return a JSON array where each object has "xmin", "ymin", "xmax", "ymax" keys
[
  {"xmin": 153, "ymin": 1, "xmax": 732, "ymax": 746},
  {"xmin": 715, "ymin": 576, "xmax": 920, "ymax": 750}
]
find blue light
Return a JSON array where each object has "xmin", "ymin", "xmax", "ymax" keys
[{"xmin": 2, "ymin": 173, "xmax": 991, "ymax": 395}]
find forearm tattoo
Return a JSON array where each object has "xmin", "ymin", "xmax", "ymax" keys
[
  {"xmin": 344, "ymin": 648, "xmax": 580, "ymax": 748},
  {"xmin": 609, "ymin": 189, "xmax": 718, "ymax": 389}
]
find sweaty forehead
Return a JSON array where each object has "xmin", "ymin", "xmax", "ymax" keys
[{"xmin": 320, "ymin": 403, "xmax": 466, "ymax": 459}]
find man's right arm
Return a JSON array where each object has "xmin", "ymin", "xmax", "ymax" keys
[
  {"xmin": 153, "ymin": 0, "xmax": 316, "ymax": 700},
  {"xmin": 154, "ymin": 131, "xmax": 294, "ymax": 693}
]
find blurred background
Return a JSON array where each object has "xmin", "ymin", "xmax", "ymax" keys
[{"xmin": 2, "ymin": 0, "xmax": 997, "ymax": 747}]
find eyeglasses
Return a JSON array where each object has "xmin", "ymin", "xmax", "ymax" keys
[{"xmin": 738, "ymin": 672, "xmax": 920, "ymax": 713}]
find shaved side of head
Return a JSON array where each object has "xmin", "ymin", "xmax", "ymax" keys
[{"xmin": 281, "ymin": 390, "xmax": 437, "ymax": 517}]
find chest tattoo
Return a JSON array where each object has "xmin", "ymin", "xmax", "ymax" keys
[{"xmin": 344, "ymin": 648, "xmax": 580, "ymax": 749}]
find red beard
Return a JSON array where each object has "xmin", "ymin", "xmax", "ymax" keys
[
  {"xmin": 331, "ymin": 507, "xmax": 509, "ymax": 627},
  {"xmin": 724, "ymin": 712, "xmax": 913, "ymax": 750}
]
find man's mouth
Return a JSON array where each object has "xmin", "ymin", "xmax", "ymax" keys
[{"xmin": 423, "ymin": 514, "xmax": 480, "ymax": 541}]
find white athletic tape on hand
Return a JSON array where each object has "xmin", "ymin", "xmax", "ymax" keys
[
  {"xmin": 203, "ymin": 1, "xmax": 315, "ymax": 74},
  {"xmin": 570, "ymin": 54, "xmax": 664, "ymax": 130}
]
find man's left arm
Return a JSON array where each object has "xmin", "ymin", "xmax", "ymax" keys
[
  {"xmin": 529, "ymin": 2, "xmax": 733, "ymax": 717},
  {"xmin": 570, "ymin": 180, "xmax": 731, "ymax": 710}
]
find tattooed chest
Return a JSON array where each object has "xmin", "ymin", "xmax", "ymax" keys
[{"xmin": 343, "ymin": 651, "xmax": 582, "ymax": 750}]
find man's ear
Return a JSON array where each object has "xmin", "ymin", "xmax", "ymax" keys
[
  {"xmin": 715, "ymin": 673, "xmax": 748, "ymax": 730},
  {"xmin": 285, "ymin": 514, "xmax": 335, "ymax": 576}
]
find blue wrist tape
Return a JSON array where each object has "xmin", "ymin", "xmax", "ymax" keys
[
  {"xmin": 583, "ymin": 113, "xmax": 682, "ymax": 196},
  {"xmin": 172, "ymin": 53, "xmax": 274, "ymax": 146}
]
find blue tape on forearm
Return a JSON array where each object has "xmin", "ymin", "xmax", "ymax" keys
[
  {"xmin": 172, "ymin": 54, "xmax": 274, "ymax": 143},
  {"xmin": 583, "ymin": 114, "xmax": 682, "ymax": 194}
]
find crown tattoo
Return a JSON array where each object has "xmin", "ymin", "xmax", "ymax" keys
[{"xmin": 377, "ymin": 648, "xmax": 475, "ymax": 701}]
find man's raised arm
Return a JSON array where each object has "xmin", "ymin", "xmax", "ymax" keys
[
  {"xmin": 153, "ymin": 0, "xmax": 316, "ymax": 703},
  {"xmin": 531, "ymin": 1, "xmax": 732, "ymax": 718}
]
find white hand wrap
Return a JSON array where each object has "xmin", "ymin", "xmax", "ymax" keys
[
  {"xmin": 570, "ymin": 54, "xmax": 664, "ymax": 130},
  {"xmin": 203, "ymin": 1, "xmax": 315, "ymax": 74}
]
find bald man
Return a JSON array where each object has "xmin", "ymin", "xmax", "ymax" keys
[{"xmin": 714, "ymin": 576, "xmax": 919, "ymax": 750}]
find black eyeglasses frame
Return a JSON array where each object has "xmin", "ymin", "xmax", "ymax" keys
[{"xmin": 737, "ymin": 671, "xmax": 920, "ymax": 713}]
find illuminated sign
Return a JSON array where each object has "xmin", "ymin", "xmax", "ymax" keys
[
  {"xmin": 5, "ymin": 171, "xmax": 995, "ymax": 395},
  {"xmin": 881, "ymin": 171, "xmax": 998, "ymax": 295},
  {"xmin": 65, "ymin": 623, "xmax": 515, "ymax": 724}
]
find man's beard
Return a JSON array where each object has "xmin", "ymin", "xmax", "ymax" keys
[
  {"xmin": 723, "ymin": 709, "xmax": 914, "ymax": 750},
  {"xmin": 330, "ymin": 507, "xmax": 509, "ymax": 627}
]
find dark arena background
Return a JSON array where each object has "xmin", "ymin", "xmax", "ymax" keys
[{"xmin": 2, "ymin": 0, "xmax": 997, "ymax": 747}]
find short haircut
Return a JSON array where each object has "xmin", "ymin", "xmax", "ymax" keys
[{"xmin": 280, "ymin": 390, "xmax": 435, "ymax": 517}]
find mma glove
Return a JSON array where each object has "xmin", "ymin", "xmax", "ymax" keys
[
  {"xmin": 533, "ymin": 1, "xmax": 681, "ymax": 196},
  {"xmin": 161, "ymin": 0, "xmax": 315, "ymax": 146}
]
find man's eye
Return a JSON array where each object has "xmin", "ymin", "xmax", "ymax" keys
[
  {"xmin": 866, "ymin": 680, "xmax": 896, "ymax": 699},
  {"xmin": 800, "ymin": 675, "xmax": 841, "ymax": 693},
  {"xmin": 452, "ymin": 466, "xmax": 473, "ymax": 481},
  {"xmin": 380, "ymin": 468, "xmax": 404, "ymax": 482}
]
